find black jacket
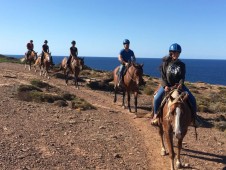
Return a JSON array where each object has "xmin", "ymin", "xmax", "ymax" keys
[{"xmin": 161, "ymin": 56, "xmax": 185, "ymax": 87}]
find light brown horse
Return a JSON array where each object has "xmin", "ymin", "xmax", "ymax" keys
[
  {"xmin": 60, "ymin": 57, "xmax": 84, "ymax": 89},
  {"xmin": 34, "ymin": 52, "xmax": 51, "ymax": 79},
  {"xmin": 158, "ymin": 89, "xmax": 192, "ymax": 170},
  {"xmin": 113, "ymin": 63, "xmax": 144, "ymax": 113},
  {"xmin": 24, "ymin": 51, "xmax": 37, "ymax": 71}
]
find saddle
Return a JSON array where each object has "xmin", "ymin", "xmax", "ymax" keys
[{"xmin": 156, "ymin": 89, "xmax": 195, "ymax": 124}]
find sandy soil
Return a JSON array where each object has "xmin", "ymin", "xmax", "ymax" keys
[{"xmin": 0, "ymin": 62, "xmax": 225, "ymax": 170}]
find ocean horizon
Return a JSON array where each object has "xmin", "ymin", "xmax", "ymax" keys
[{"xmin": 6, "ymin": 55, "xmax": 226, "ymax": 86}]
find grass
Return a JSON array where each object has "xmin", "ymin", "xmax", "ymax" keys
[
  {"xmin": 17, "ymin": 81, "xmax": 95, "ymax": 110},
  {"xmin": 0, "ymin": 54, "xmax": 21, "ymax": 63}
]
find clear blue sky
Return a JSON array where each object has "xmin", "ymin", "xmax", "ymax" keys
[{"xmin": 0, "ymin": 0, "xmax": 226, "ymax": 59}]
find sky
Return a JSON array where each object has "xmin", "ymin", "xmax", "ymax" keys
[{"xmin": 0, "ymin": 0, "xmax": 226, "ymax": 59}]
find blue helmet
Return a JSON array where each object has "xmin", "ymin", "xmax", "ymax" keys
[
  {"xmin": 123, "ymin": 39, "xmax": 130, "ymax": 45},
  {"xmin": 169, "ymin": 43, "xmax": 182, "ymax": 53}
]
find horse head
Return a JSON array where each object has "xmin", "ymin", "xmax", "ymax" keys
[
  {"xmin": 165, "ymin": 89, "xmax": 190, "ymax": 139},
  {"xmin": 130, "ymin": 63, "xmax": 145, "ymax": 86},
  {"xmin": 44, "ymin": 52, "xmax": 51, "ymax": 62},
  {"xmin": 78, "ymin": 57, "xmax": 84, "ymax": 70}
]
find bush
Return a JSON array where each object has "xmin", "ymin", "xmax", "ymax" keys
[{"xmin": 30, "ymin": 79, "xmax": 52, "ymax": 89}]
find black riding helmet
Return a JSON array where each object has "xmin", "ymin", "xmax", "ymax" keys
[{"xmin": 71, "ymin": 40, "xmax": 76, "ymax": 45}]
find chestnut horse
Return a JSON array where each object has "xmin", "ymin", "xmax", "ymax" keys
[
  {"xmin": 24, "ymin": 51, "xmax": 37, "ymax": 71},
  {"xmin": 60, "ymin": 57, "xmax": 84, "ymax": 89},
  {"xmin": 34, "ymin": 52, "xmax": 51, "ymax": 79},
  {"xmin": 113, "ymin": 63, "xmax": 144, "ymax": 113},
  {"xmin": 158, "ymin": 88, "xmax": 193, "ymax": 170}
]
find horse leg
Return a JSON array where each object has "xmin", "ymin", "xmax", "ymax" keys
[
  {"xmin": 134, "ymin": 91, "xmax": 138, "ymax": 113},
  {"xmin": 164, "ymin": 128, "xmax": 175, "ymax": 170},
  {"xmin": 159, "ymin": 125, "xmax": 166, "ymax": 156},
  {"xmin": 122, "ymin": 90, "xmax": 126, "ymax": 109},
  {"xmin": 29, "ymin": 61, "xmax": 31, "ymax": 71},
  {"xmin": 176, "ymin": 138, "xmax": 183, "ymax": 169},
  {"xmin": 39, "ymin": 65, "xmax": 42, "ymax": 76},
  {"xmin": 46, "ymin": 67, "xmax": 50, "ymax": 79},
  {"xmin": 74, "ymin": 75, "xmax": 79, "ymax": 89},
  {"xmin": 65, "ymin": 70, "xmax": 69, "ymax": 85},
  {"xmin": 114, "ymin": 87, "xmax": 117, "ymax": 103},
  {"xmin": 127, "ymin": 91, "xmax": 131, "ymax": 112}
]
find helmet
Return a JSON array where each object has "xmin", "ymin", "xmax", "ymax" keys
[
  {"xmin": 71, "ymin": 40, "xmax": 76, "ymax": 44},
  {"xmin": 44, "ymin": 40, "xmax": 48, "ymax": 43},
  {"xmin": 30, "ymin": 40, "xmax": 33, "ymax": 42},
  {"xmin": 123, "ymin": 39, "xmax": 130, "ymax": 45},
  {"xmin": 169, "ymin": 43, "xmax": 182, "ymax": 53}
]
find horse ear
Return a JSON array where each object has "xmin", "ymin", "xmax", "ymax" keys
[{"xmin": 141, "ymin": 63, "xmax": 144, "ymax": 67}]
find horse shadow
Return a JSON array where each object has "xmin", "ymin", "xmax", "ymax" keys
[{"xmin": 181, "ymin": 148, "xmax": 226, "ymax": 169}]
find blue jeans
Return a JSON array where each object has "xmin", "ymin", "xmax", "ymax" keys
[
  {"xmin": 118, "ymin": 64, "xmax": 126, "ymax": 81},
  {"xmin": 153, "ymin": 85, "xmax": 197, "ymax": 115}
]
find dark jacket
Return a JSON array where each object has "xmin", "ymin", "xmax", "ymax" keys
[{"xmin": 161, "ymin": 56, "xmax": 185, "ymax": 87}]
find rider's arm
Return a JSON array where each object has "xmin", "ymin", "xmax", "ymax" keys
[
  {"xmin": 70, "ymin": 48, "xmax": 75, "ymax": 58},
  {"xmin": 118, "ymin": 54, "xmax": 127, "ymax": 65},
  {"xmin": 161, "ymin": 62, "xmax": 170, "ymax": 89}
]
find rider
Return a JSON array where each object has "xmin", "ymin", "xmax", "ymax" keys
[
  {"xmin": 26, "ymin": 40, "xmax": 34, "ymax": 60},
  {"xmin": 41, "ymin": 40, "xmax": 52, "ymax": 65},
  {"xmin": 118, "ymin": 39, "xmax": 136, "ymax": 87},
  {"xmin": 66, "ymin": 40, "xmax": 78, "ymax": 68},
  {"xmin": 151, "ymin": 43, "xmax": 202, "ymax": 126}
]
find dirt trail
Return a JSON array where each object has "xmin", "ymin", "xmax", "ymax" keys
[{"xmin": 0, "ymin": 63, "xmax": 225, "ymax": 170}]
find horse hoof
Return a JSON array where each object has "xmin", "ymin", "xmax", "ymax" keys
[
  {"xmin": 161, "ymin": 149, "xmax": 166, "ymax": 156},
  {"xmin": 176, "ymin": 160, "xmax": 182, "ymax": 169}
]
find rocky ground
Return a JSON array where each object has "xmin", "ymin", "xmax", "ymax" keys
[{"xmin": 0, "ymin": 62, "xmax": 225, "ymax": 170}]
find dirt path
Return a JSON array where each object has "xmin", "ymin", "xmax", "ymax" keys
[{"xmin": 0, "ymin": 63, "xmax": 225, "ymax": 170}]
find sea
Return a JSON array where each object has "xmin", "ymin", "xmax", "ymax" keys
[{"xmin": 7, "ymin": 55, "xmax": 226, "ymax": 86}]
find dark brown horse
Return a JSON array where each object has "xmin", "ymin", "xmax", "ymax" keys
[
  {"xmin": 158, "ymin": 89, "xmax": 192, "ymax": 170},
  {"xmin": 24, "ymin": 51, "xmax": 37, "ymax": 71},
  {"xmin": 60, "ymin": 57, "xmax": 84, "ymax": 89},
  {"xmin": 113, "ymin": 63, "xmax": 144, "ymax": 113},
  {"xmin": 34, "ymin": 52, "xmax": 51, "ymax": 79}
]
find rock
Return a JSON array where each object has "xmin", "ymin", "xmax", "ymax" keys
[
  {"xmin": 114, "ymin": 153, "xmax": 121, "ymax": 158},
  {"xmin": 99, "ymin": 126, "xmax": 106, "ymax": 129}
]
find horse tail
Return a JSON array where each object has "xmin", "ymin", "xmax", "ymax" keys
[{"xmin": 175, "ymin": 107, "xmax": 182, "ymax": 139}]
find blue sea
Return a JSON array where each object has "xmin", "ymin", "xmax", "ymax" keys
[{"xmin": 7, "ymin": 55, "xmax": 226, "ymax": 86}]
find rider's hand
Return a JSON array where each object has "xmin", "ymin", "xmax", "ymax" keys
[
  {"xmin": 164, "ymin": 86, "xmax": 170, "ymax": 92},
  {"xmin": 125, "ymin": 62, "xmax": 128, "ymax": 66}
]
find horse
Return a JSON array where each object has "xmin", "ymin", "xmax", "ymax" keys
[
  {"xmin": 34, "ymin": 52, "xmax": 52, "ymax": 79},
  {"xmin": 158, "ymin": 88, "xmax": 193, "ymax": 170},
  {"xmin": 113, "ymin": 62, "xmax": 144, "ymax": 113},
  {"xmin": 60, "ymin": 57, "xmax": 84, "ymax": 89},
  {"xmin": 24, "ymin": 51, "xmax": 37, "ymax": 71}
]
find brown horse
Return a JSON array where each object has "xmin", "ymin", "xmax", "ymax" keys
[
  {"xmin": 113, "ymin": 63, "xmax": 144, "ymax": 113},
  {"xmin": 24, "ymin": 51, "xmax": 37, "ymax": 71},
  {"xmin": 60, "ymin": 57, "xmax": 84, "ymax": 89},
  {"xmin": 34, "ymin": 52, "xmax": 51, "ymax": 79},
  {"xmin": 158, "ymin": 89, "xmax": 192, "ymax": 170}
]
